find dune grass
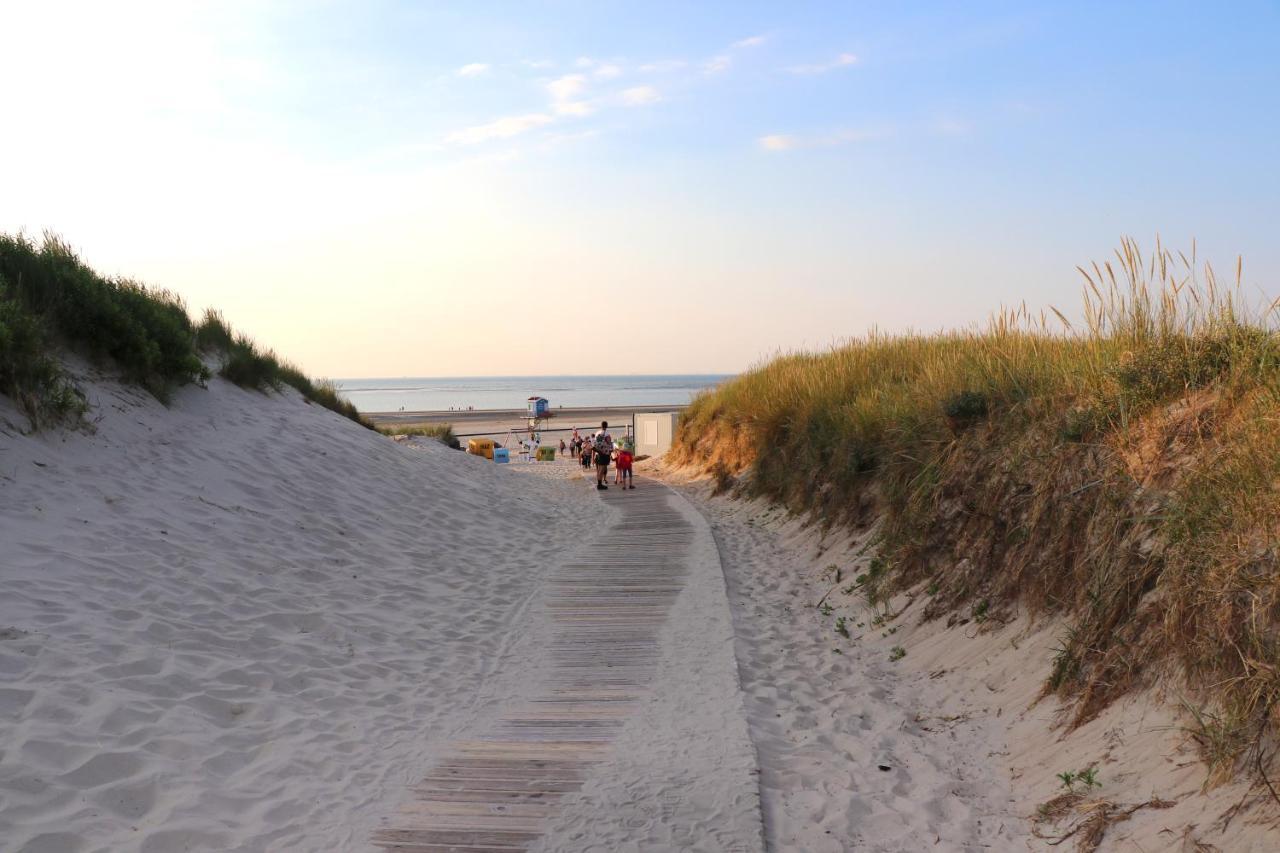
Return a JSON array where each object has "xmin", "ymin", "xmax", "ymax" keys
[
  {"xmin": 0, "ymin": 232, "xmax": 371, "ymax": 429},
  {"xmin": 377, "ymin": 423, "xmax": 460, "ymax": 448},
  {"xmin": 672, "ymin": 238, "xmax": 1280, "ymax": 784}
]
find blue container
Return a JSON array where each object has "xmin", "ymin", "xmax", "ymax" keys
[
  {"xmin": 527, "ymin": 396, "xmax": 549, "ymax": 417},
  {"xmin": 492, "ymin": 447, "xmax": 510, "ymax": 464}
]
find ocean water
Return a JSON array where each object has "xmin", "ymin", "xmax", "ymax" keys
[{"xmin": 334, "ymin": 375, "xmax": 732, "ymax": 413}]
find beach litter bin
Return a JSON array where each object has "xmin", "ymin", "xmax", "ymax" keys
[
  {"xmin": 467, "ymin": 438, "xmax": 495, "ymax": 459},
  {"xmin": 493, "ymin": 447, "xmax": 510, "ymax": 464},
  {"xmin": 536, "ymin": 446, "xmax": 556, "ymax": 462}
]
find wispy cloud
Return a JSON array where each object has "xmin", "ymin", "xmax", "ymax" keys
[
  {"xmin": 456, "ymin": 62, "xmax": 489, "ymax": 77},
  {"xmin": 524, "ymin": 59, "xmax": 555, "ymax": 69},
  {"xmin": 574, "ymin": 56, "xmax": 595, "ymax": 68},
  {"xmin": 758, "ymin": 126, "xmax": 887, "ymax": 151},
  {"xmin": 733, "ymin": 35, "xmax": 767, "ymax": 49},
  {"xmin": 704, "ymin": 55, "xmax": 731, "ymax": 74},
  {"xmin": 788, "ymin": 53, "xmax": 858, "ymax": 75},
  {"xmin": 554, "ymin": 100, "xmax": 593, "ymax": 117},
  {"xmin": 447, "ymin": 113, "xmax": 553, "ymax": 145},
  {"xmin": 594, "ymin": 63, "xmax": 622, "ymax": 79},
  {"xmin": 547, "ymin": 73, "xmax": 592, "ymax": 116},
  {"xmin": 621, "ymin": 85, "xmax": 660, "ymax": 106},
  {"xmin": 759, "ymin": 134, "xmax": 800, "ymax": 151},
  {"xmin": 547, "ymin": 74, "xmax": 587, "ymax": 101},
  {"xmin": 639, "ymin": 59, "xmax": 686, "ymax": 73}
]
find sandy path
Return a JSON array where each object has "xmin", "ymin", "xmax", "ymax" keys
[
  {"xmin": 667, "ymin": 479, "xmax": 1029, "ymax": 852},
  {"xmin": 375, "ymin": 475, "xmax": 764, "ymax": 852}
]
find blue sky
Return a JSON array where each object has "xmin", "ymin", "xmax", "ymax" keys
[{"xmin": 2, "ymin": 1, "xmax": 1277, "ymax": 376}]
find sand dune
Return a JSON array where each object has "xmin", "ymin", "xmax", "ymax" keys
[{"xmin": 0, "ymin": 372, "xmax": 597, "ymax": 852}]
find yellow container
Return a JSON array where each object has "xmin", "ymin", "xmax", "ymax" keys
[
  {"xmin": 467, "ymin": 438, "xmax": 496, "ymax": 459},
  {"xmin": 536, "ymin": 446, "xmax": 556, "ymax": 461}
]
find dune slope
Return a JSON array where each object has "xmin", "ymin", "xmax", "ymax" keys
[{"xmin": 0, "ymin": 370, "xmax": 594, "ymax": 853}]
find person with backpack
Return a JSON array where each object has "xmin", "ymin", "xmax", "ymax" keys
[{"xmin": 592, "ymin": 421, "xmax": 613, "ymax": 490}]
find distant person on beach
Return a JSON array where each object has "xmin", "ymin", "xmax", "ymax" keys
[
  {"xmin": 579, "ymin": 437, "xmax": 592, "ymax": 470},
  {"xmin": 559, "ymin": 438, "xmax": 566, "ymax": 455},
  {"xmin": 615, "ymin": 428, "xmax": 635, "ymax": 489},
  {"xmin": 593, "ymin": 422, "xmax": 613, "ymax": 490}
]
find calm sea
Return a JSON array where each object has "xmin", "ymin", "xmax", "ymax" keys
[{"xmin": 334, "ymin": 375, "xmax": 732, "ymax": 413}]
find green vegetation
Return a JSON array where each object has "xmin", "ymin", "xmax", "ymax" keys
[
  {"xmin": 1057, "ymin": 766, "xmax": 1101, "ymax": 792},
  {"xmin": 0, "ymin": 233, "xmax": 371, "ymax": 429},
  {"xmin": 671, "ymin": 238, "xmax": 1280, "ymax": 785},
  {"xmin": 378, "ymin": 423, "xmax": 461, "ymax": 449}
]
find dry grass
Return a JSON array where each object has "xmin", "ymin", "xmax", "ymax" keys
[{"xmin": 671, "ymin": 238, "xmax": 1280, "ymax": 786}]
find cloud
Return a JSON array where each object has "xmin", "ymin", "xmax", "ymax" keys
[
  {"xmin": 574, "ymin": 57, "xmax": 595, "ymax": 68},
  {"xmin": 638, "ymin": 59, "xmax": 686, "ymax": 73},
  {"xmin": 704, "ymin": 55, "xmax": 731, "ymax": 74},
  {"xmin": 554, "ymin": 100, "xmax": 593, "ymax": 117},
  {"xmin": 757, "ymin": 126, "xmax": 887, "ymax": 151},
  {"xmin": 447, "ymin": 113, "xmax": 553, "ymax": 145},
  {"xmin": 456, "ymin": 62, "xmax": 489, "ymax": 77},
  {"xmin": 759, "ymin": 134, "xmax": 797, "ymax": 151},
  {"xmin": 621, "ymin": 86, "xmax": 660, "ymax": 106},
  {"xmin": 547, "ymin": 73, "xmax": 587, "ymax": 102},
  {"xmin": 788, "ymin": 53, "xmax": 858, "ymax": 74},
  {"xmin": 733, "ymin": 35, "xmax": 767, "ymax": 49},
  {"xmin": 524, "ymin": 59, "xmax": 555, "ymax": 69},
  {"xmin": 594, "ymin": 63, "xmax": 622, "ymax": 79}
]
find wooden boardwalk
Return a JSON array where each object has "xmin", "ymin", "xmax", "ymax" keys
[{"xmin": 373, "ymin": 479, "xmax": 693, "ymax": 852}]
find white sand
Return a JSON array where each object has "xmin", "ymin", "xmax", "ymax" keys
[
  {"xmin": 658, "ymin": 466, "xmax": 1280, "ymax": 851},
  {"xmin": 529, "ymin": 487, "xmax": 764, "ymax": 853},
  {"xmin": 0, "ymin": 371, "xmax": 597, "ymax": 852},
  {"xmin": 8, "ymin": 367, "xmax": 1274, "ymax": 852}
]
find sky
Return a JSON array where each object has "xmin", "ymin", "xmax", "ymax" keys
[{"xmin": 2, "ymin": 1, "xmax": 1278, "ymax": 378}]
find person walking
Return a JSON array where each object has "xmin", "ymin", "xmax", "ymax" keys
[
  {"xmin": 592, "ymin": 421, "xmax": 613, "ymax": 490},
  {"xmin": 615, "ymin": 427, "xmax": 635, "ymax": 489}
]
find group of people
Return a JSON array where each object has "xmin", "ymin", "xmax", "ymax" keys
[{"xmin": 562, "ymin": 422, "xmax": 634, "ymax": 490}]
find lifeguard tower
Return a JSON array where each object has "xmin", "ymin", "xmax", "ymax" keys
[
  {"xmin": 526, "ymin": 396, "xmax": 550, "ymax": 419},
  {"xmin": 510, "ymin": 396, "xmax": 553, "ymax": 457}
]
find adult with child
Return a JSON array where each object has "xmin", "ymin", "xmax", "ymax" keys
[{"xmin": 592, "ymin": 421, "xmax": 613, "ymax": 490}]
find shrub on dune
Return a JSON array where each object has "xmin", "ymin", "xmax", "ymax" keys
[{"xmin": 672, "ymin": 237, "xmax": 1280, "ymax": 786}]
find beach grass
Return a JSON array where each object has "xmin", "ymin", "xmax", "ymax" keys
[
  {"xmin": 377, "ymin": 422, "xmax": 460, "ymax": 448},
  {"xmin": 671, "ymin": 237, "xmax": 1280, "ymax": 784},
  {"xmin": 0, "ymin": 232, "xmax": 371, "ymax": 429}
]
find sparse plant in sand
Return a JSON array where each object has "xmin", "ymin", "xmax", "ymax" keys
[
  {"xmin": 835, "ymin": 616, "xmax": 850, "ymax": 638},
  {"xmin": 379, "ymin": 423, "xmax": 460, "ymax": 449},
  {"xmin": 1056, "ymin": 766, "xmax": 1100, "ymax": 793},
  {"xmin": 972, "ymin": 599, "xmax": 989, "ymax": 624},
  {"xmin": 671, "ymin": 237, "xmax": 1280, "ymax": 790},
  {"xmin": 889, "ymin": 646, "xmax": 906, "ymax": 662}
]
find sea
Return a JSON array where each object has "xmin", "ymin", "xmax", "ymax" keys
[{"xmin": 334, "ymin": 375, "xmax": 733, "ymax": 413}]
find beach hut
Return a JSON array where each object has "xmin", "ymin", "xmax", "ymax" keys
[{"xmin": 526, "ymin": 396, "xmax": 549, "ymax": 418}]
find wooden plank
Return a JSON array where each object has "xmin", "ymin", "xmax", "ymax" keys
[{"xmin": 373, "ymin": 479, "xmax": 696, "ymax": 850}]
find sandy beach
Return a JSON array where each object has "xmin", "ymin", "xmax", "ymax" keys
[
  {"xmin": 368, "ymin": 405, "xmax": 687, "ymax": 449},
  {"xmin": 3, "ymin": 372, "xmax": 1279, "ymax": 851}
]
